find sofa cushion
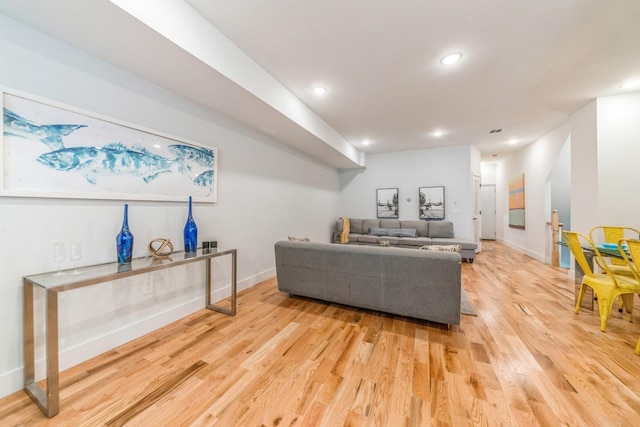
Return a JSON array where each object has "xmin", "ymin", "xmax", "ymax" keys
[
  {"xmin": 380, "ymin": 236, "xmax": 399, "ymax": 245},
  {"xmin": 348, "ymin": 233, "xmax": 362, "ymax": 242},
  {"xmin": 369, "ymin": 227, "xmax": 389, "ymax": 236},
  {"xmin": 429, "ymin": 221, "xmax": 454, "ymax": 238},
  {"xmin": 350, "ymin": 218, "xmax": 364, "ymax": 234},
  {"xmin": 401, "ymin": 220, "xmax": 429, "ymax": 237},
  {"xmin": 388, "ymin": 228, "xmax": 417, "ymax": 237},
  {"xmin": 357, "ymin": 234, "xmax": 381, "ymax": 244},
  {"xmin": 380, "ymin": 219, "xmax": 400, "ymax": 229},
  {"xmin": 398, "ymin": 237, "xmax": 432, "ymax": 247},
  {"xmin": 363, "ymin": 219, "xmax": 380, "ymax": 233}
]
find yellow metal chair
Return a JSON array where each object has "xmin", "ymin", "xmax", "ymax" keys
[
  {"xmin": 563, "ymin": 231, "xmax": 639, "ymax": 332},
  {"xmin": 616, "ymin": 238, "xmax": 640, "ymax": 355},
  {"xmin": 589, "ymin": 226, "xmax": 640, "ymax": 311},
  {"xmin": 589, "ymin": 226, "xmax": 640, "ymax": 277}
]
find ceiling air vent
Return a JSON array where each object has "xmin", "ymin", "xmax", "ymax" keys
[{"xmin": 489, "ymin": 128, "xmax": 503, "ymax": 133}]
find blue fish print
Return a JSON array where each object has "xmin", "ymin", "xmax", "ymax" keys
[
  {"xmin": 193, "ymin": 170, "xmax": 214, "ymax": 187},
  {"xmin": 3, "ymin": 108, "xmax": 86, "ymax": 150},
  {"xmin": 168, "ymin": 144, "xmax": 214, "ymax": 168},
  {"xmin": 37, "ymin": 143, "xmax": 176, "ymax": 184},
  {"xmin": 169, "ymin": 144, "xmax": 215, "ymax": 187}
]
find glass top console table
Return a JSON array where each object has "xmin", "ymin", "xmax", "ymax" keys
[{"xmin": 23, "ymin": 248, "xmax": 237, "ymax": 418}]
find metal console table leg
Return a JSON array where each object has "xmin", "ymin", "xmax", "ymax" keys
[
  {"xmin": 23, "ymin": 281, "xmax": 60, "ymax": 417},
  {"xmin": 205, "ymin": 249, "xmax": 237, "ymax": 316}
]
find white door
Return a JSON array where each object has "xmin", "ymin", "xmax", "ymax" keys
[{"xmin": 481, "ymin": 184, "xmax": 496, "ymax": 240}]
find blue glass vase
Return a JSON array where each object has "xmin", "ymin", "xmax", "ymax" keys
[
  {"xmin": 116, "ymin": 203, "xmax": 134, "ymax": 264},
  {"xmin": 184, "ymin": 196, "xmax": 198, "ymax": 253}
]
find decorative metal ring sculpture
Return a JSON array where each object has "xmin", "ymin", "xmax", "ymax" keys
[{"xmin": 148, "ymin": 238, "xmax": 174, "ymax": 259}]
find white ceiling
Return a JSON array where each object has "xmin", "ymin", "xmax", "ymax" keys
[{"xmin": 1, "ymin": 0, "xmax": 639, "ymax": 168}]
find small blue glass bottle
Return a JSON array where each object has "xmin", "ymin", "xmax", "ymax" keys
[
  {"xmin": 116, "ymin": 203, "xmax": 134, "ymax": 264},
  {"xmin": 184, "ymin": 196, "xmax": 198, "ymax": 253}
]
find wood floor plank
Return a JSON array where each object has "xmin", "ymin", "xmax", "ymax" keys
[{"xmin": 2, "ymin": 241, "xmax": 640, "ymax": 426}]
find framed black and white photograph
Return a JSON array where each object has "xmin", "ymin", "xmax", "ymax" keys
[
  {"xmin": 419, "ymin": 186, "xmax": 445, "ymax": 220},
  {"xmin": 376, "ymin": 187, "xmax": 399, "ymax": 218}
]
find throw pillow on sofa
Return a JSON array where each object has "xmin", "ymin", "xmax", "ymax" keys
[
  {"xmin": 369, "ymin": 227, "xmax": 389, "ymax": 236},
  {"xmin": 420, "ymin": 244, "xmax": 461, "ymax": 252},
  {"xmin": 288, "ymin": 236, "xmax": 310, "ymax": 242},
  {"xmin": 388, "ymin": 228, "xmax": 418, "ymax": 238}
]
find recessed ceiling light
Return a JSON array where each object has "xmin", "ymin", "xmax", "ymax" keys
[
  {"xmin": 620, "ymin": 79, "xmax": 640, "ymax": 90},
  {"xmin": 440, "ymin": 52, "xmax": 463, "ymax": 65},
  {"xmin": 432, "ymin": 130, "xmax": 445, "ymax": 137},
  {"xmin": 362, "ymin": 139, "xmax": 371, "ymax": 146},
  {"xmin": 508, "ymin": 139, "xmax": 518, "ymax": 145},
  {"xmin": 313, "ymin": 86, "xmax": 327, "ymax": 95}
]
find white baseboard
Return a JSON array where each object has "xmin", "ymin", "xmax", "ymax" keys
[
  {"xmin": 497, "ymin": 238, "xmax": 546, "ymax": 263},
  {"xmin": 0, "ymin": 366, "xmax": 24, "ymax": 400}
]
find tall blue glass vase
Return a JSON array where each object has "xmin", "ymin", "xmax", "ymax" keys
[
  {"xmin": 184, "ymin": 196, "xmax": 198, "ymax": 253},
  {"xmin": 116, "ymin": 203, "xmax": 134, "ymax": 264}
]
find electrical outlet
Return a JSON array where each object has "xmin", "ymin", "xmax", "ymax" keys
[{"xmin": 143, "ymin": 278, "xmax": 153, "ymax": 295}]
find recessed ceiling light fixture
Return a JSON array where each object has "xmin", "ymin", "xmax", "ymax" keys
[
  {"xmin": 362, "ymin": 139, "xmax": 371, "ymax": 146},
  {"xmin": 508, "ymin": 139, "xmax": 518, "ymax": 145},
  {"xmin": 313, "ymin": 86, "xmax": 327, "ymax": 95},
  {"xmin": 432, "ymin": 130, "xmax": 445, "ymax": 137},
  {"xmin": 440, "ymin": 52, "xmax": 463, "ymax": 65},
  {"xmin": 620, "ymin": 79, "xmax": 640, "ymax": 90}
]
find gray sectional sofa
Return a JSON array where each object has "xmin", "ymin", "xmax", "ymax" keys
[
  {"xmin": 334, "ymin": 218, "xmax": 477, "ymax": 262},
  {"xmin": 274, "ymin": 240, "xmax": 462, "ymax": 325}
]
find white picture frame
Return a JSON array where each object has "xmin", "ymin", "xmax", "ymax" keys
[{"xmin": 1, "ymin": 88, "xmax": 217, "ymax": 202}]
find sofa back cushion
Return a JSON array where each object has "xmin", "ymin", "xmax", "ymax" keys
[
  {"xmin": 380, "ymin": 219, "xmax": 400, "ymax": 229},
  {"xmin": 401, "ymin": 220, "xmax": 429, "ymax": 237},
  {"xmin": 429, "ymin": 221, "xmax": 454, "ymax": 238},
  {"xmin": 363, "ymin": 219, "xmax": 381, "ymax": 233},
  {"xmin": 349, "ymin": 218, "xmax": 364, "ymax": 234}
]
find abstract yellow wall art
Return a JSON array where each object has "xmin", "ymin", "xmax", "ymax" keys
[{"xmin": 508, "ymin": 173, "xmax": 525, "ymax": 229}]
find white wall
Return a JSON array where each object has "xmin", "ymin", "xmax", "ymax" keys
[
  {"xmin": 493, "ymin": 90, "xmax": 640, "ymax": 266},
  {"xmin": 596, "ymin": 91, "xmax": 640, "ymax": 228},
  {"xmin": 494, "ymin": 122, "xmax": 571, "ymax": 261},
  {"xmin": 0, "ymin": 15, "xmax": 341, "ymax": 397},
  {"xmin": 481, "ymin": 163, "xmax": 497, "ymax": 185},
  {"xmin": 547, "ymin": 137, "xmax": 571, "ymax": 265},
  {"xmin": 568, "ymin": 91, "xmax": 640, "ymax": 237},
  {"xmin": 570, "ymin": 100, "xmax": 599, "ymax": 234},
  {"xmin": 339, "ymin": 145, "xmax": 474, "ymax": 240}
]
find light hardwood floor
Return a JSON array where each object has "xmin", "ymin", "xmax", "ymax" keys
[{"xmin": 2, "ymin": 240, "xmax": 640, "ymax": 426}]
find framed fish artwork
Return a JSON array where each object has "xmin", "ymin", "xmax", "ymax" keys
[{"xmin": 1, "ymin": 88, "xmax": 217, "ymax": 202}]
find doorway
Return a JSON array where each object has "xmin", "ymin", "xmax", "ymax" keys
[{"xmin": 481, "ymin": 184, "xmax": 496, "ymax": 240}]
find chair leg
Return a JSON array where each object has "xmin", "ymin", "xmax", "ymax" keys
[
  {"xmin": 618, "ymin": 295, "xmax": 624, "ymax": 313},
  {"xmin": 597, "ymin": 294, "xmax": 616, "ymax": 332},
  {"xmin": 575, "ymin": 283, "xmax": 588, "ymax": 314},
  {"xmin": 620, "ymin": 294, "xmax": 634, "ymax": 322}
]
